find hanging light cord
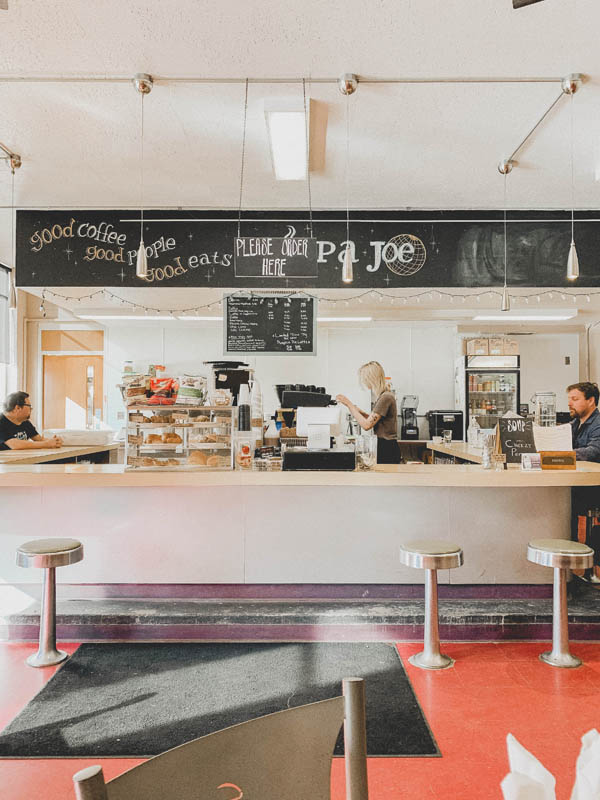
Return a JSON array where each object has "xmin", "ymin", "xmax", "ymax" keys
[
  {"xmin": 503, "ymin": 170, "xmax": 508, "ymax": 288},
  {"xmin": 570, "ymin": 91, "xmax": 575, "ymax": 243},
  {"xmin": 10, "ymin": 162, "xmax": 15, "ymax": 271},
  {"xmin": 302, "ymin": 78, "xmax": 313, "ymax": 238},
  {"xmin": 237, "ymin": 79, "xmax": 249, "ymax": 239},
  {"xmin": 345, "ymin": 91, "xmax": 350, "ymax": 246},
  {"xmin": 140, "ymin": 91, "xmax": 145, "ymax": 243}
]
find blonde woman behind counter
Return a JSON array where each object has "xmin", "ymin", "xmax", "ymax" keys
[{"xmin": 336, "ymin": 361, "xmax": 401, "ymax": 464}]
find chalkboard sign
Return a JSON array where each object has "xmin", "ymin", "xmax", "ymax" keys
[
  {"xmin": 16, "ymin": 209, "xmax": 600, "ymax": 289},
  {"xmin": 224, "ymin": 294, "xmax": 316, "ymax": 356},
  {"xmin": 234, "ymin": 236, "xmax": 318, "ymax": 278},
  {"xmin": 495, "ymin": 418, "xmax": 537, "ymax": 463}
]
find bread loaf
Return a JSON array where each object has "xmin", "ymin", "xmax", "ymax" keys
[
  {"xmin": 146, "ymin": 434, "xmax": 162, "ymax": 444},
  {"xmin": 188, "ymin": 451, "xmax": 208, "ymax": 466},
  {"xmin": 162, "ymin": 433, "xmax": 182, "ymax": 444}
]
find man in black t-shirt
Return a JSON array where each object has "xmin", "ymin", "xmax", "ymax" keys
[{"xmin": 0, "ymin": 391, "xmax": 62, "ymax": 451}]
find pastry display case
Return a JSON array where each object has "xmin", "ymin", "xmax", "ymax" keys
[{"xmin": 125, "ymin": 405, "xmax": 235, "ymax": 470}]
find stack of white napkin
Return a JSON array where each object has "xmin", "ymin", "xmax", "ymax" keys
[{"xmin": 501, "ymin": 730, "xmax": 600, "ymax": 799}]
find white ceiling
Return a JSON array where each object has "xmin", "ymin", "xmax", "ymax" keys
[{"xmin": 0, "ymin": 0, "xmax": 599, "ymax": 212}]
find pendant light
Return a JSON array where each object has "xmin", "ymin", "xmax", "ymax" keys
[
  {"xmin": 497, "ymin": 159, "xmax": 513, "ymax": 312},
  {"xmin": 564, "ymin": 79, "xmax": 579, "ymax": 281},
  {"xmin": 338, "ymin": 74, "xmax": 358, "ymax": 284},
  {"xmin": 133, "ymin": 73, "xmax": 153, "ymax": 280},
  {"xmin": 8, "ymin": 153, "xmax": 20, "ymax": 309}
]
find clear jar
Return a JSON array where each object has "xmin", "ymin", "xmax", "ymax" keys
[{"xmin": 531, "ymin": 392, "xmax": 556, "ymax": 427}]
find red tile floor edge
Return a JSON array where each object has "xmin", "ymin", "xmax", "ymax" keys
[{"xmin": 1, "ymin": 640, "xmax": 599, "ymax": 799}]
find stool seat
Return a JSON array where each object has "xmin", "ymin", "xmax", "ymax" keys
[
  {"xmin": 527, "ymin": 539, "xmax": 593, "ymax": 571},
  {"xmin": 16, "ymin": 539, "xmax": 83, "ymax": 570},
  {"xmin": 400, "ymin": 540, "xmax": 463, "ymax": 571},
  {"xmin": 15, "ymin": 537, "xmax": 84, "ymax": 668}
]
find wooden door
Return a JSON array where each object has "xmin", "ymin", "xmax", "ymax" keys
[{"xmin": 43, "ymin": 355, "xmax": 104, "ymax": 430}]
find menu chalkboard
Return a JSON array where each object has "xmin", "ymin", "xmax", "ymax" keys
[
  {"xmin": 224, "ymin": 295, "xmax": 316, "ymax": 356},
  {"xmin": 495, "ymin": 417, "xmax": 537, "ymax": 463}
]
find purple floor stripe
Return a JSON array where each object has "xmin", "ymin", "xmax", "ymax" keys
[
  {"xmin": 3, "ymin": 622, "xmax": 600, "ymax": 643},
  {"xmin": 55, "ymin": 583, "xmax": 554, "ymax": 600}
]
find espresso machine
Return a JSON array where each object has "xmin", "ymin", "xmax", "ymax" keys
[{"xmin": 400, "ymin": 395, "xmax": 420, "ymax": 440}]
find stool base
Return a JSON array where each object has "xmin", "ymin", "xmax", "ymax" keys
[
  {"xmin": 26, "ymin": 648, "xmax": 68, "ymax": 668},
  {"xmin": 539, "ymin": 650, "xmax": 582, "ymax": 669},
  {"xmin": 409, "ymin": 651, "xmax": 454, "ymax": 671}
]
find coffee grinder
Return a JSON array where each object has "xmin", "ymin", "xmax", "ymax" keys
[{"xmin": 401, "ymin": 395, "xmax": 419, "ymax": 440}]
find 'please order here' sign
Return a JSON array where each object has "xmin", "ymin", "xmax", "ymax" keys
[{"xmin": 234, "ymin": 236, "xmax": 318, "ymax": 278}]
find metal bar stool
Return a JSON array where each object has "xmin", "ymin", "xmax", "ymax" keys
[
  {"xmin": 400, "ymin": 540, "xmax": 463, "ymax": 670},
  {"xmin": 16, "ymin": 538, "xmax": 84, "ymax": 668},
  {"xmin": 527, "ymin": 538, "xmax": 593, "ymax": 668}
]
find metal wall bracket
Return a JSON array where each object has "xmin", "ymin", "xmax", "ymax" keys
[
  {"xmin": 133, "ymin": 73, "xmax": 154, "ymax": 94},
  {"xmin": 499, "ymin": 72, "xmax": 584, "ymax": 170},
  {"xmin": 0, "ymin": 141, "xmax": 22, "ymax": 170},
  {"xmin": 338, "ymin": 73, "xmax": 358, "ymax": 96}
]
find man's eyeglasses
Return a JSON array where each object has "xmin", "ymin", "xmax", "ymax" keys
[{"xmin": 22, "ymin": 403, "xmax": 32, "ymax": 408}]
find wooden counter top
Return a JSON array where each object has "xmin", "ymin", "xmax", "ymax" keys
[
  {"xmin": 0, "ymin": 461, "xmax": 599, "ymax": 487},
  {"xmin": 0, "ymin": 443, "xmax": 120, "ymax": 466},
  {"xmin": 427, "ymin": 441, "xmax": 483, "ymax": 463}
]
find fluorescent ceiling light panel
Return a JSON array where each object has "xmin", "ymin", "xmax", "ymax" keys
[
  {"xmin": 473, "ymin": 313, "xmax": 577, "ymax": 321},
  {"xmin": 265, "ymin": 100, "xmax": 308, "ymax": 181},
  {"xmin": 317, "ymin": 316, "xmax": 373, "ymax": 322},
  {"xmin": 177, "ymin": 316, "xmax": 223, "ymax": 321},
  {"xmin": 77, "ymin": 314, "xmax": 177, "ymax": 321}
]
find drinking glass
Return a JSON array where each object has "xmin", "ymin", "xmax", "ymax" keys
[
  {"xmin": 356, "ymin": 435, "xmax": 376, "ymax": 470},
  {"xmin": 442, "ymin": 429, "xmax": 452, "ymax": 444}
]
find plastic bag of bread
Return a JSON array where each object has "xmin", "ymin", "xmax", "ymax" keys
[
  {"xmin": 146, "ymin": 433, "xmax": 163, "ymax": 444},
  {"xmin": 162, "ymin": 432, "xmax": 182, "ymax": 444},
  {"xmin": 176, "ymin": 375, "xmax": 207, "ymax": 406}
]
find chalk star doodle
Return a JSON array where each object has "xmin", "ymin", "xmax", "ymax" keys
[
  {"xmin": 188, "ymin": 232, "xmax": 194, "ymax": 240},
  {"xmin": 384, "ymin": 274, "xmax": 391, "ymax": 285},
  {"xmin": 217, "ymin": 783, "xmax": 243, "ymax": 800},
  {"xmin": 119, "ymin": 269, "xmax": 126, "ymax": 282},
  {"xmin": 64, "ymin": 246, "xmax": 73, "ymax": 260}
]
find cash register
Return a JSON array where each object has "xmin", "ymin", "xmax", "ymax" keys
[{"xmin": 281, "ymin": 402, "xmax": 355, "ymax": 471}]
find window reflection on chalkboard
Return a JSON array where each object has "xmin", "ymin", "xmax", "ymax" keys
[{"xmin": 454, "ymin": 225, "xmax": 568, "ymax": 285}]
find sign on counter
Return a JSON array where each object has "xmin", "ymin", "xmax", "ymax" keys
[
  {"xmin": 224, "ymin": 294, "xmax": 316, "ymax": 356},
  {"xmin": 495, "ymin": 417, "xmax": 537, "ymax": 463},
  {"xmin": 234, "ymin": 236, "xmax": 318, "ymax": 278}
]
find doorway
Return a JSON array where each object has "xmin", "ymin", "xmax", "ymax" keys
[{"xmin": 40, "ymin": 330, "xmax": 104, "ymax": 430}]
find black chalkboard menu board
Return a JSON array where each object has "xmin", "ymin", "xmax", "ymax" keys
[
  {"xmin": 224, "ymin": 295, "xmax": 316, "ymax": 356},
  {"xmin": 495, "ymin": 417, "xmax": 537, "ymax": 463}
]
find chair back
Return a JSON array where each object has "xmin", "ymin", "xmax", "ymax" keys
[{"xmin": 74, "ymin": 677, "xmax": 368, "ymax": 800}]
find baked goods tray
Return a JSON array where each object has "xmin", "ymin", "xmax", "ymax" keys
[
  {"xmin": 137, "ymin": 444, "xmax": 185, "ymax": 451},
  {"xmin": 128, "ymin": 422, "xmax": 198, "ymax": 429},
  {"xmin": 127, "ymin": 404, "xmax": 234, "ymax": 411},
  {"xmin": 187, "ymin": 443, "xmax": 231, "ymax": 449},
  {"xmin": 125, "ymin": 464, "xmax": 232, "ymax": 471},
  {"xmin": 128, "ymin": 423, "xmax": 231, "ymax": 430}
]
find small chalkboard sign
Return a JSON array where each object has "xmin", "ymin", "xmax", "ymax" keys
[
  {"xmin": 224, "ymin": 294, "xmax": 316, "ymax": 356},
  {"xmin": 495, "ymin": 417, "xmax": 537, "ymax": 463},
  {"xmin": 234, "ymin": 237, "xmax": 318, "ymax": 278}
]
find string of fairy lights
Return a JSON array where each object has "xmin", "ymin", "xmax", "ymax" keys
[{"xmin": 36, "ymin": 285, "xmax": 600, "ymax": 318}]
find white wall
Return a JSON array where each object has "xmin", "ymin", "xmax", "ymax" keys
[
  {"xmin": 516, "ymin": 333, "xmax": 579, "ymax": 412},
  {"xmin": 104, "ymin": 321, "xmax": 458, "ymax": 432}
]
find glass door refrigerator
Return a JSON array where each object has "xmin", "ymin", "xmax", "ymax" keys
[{"xmin": 457, "ymin": 355, "xmax": 520, "ymax": 435}]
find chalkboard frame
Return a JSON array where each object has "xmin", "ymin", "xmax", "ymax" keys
[
  {"xmin": 495, "ymin": 417, "xmax": 537, "ymax": 463},
  {"xmin": 223, "ymin": 293, "xmax": 317, "ymax": 357}
]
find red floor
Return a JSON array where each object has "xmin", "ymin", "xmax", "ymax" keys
[{"xmin": 1, "ymin": 640, "xmax": 599, "ymax": 799}]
